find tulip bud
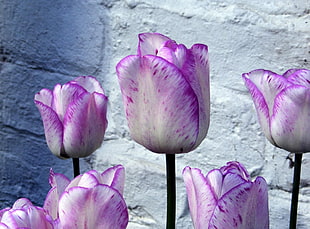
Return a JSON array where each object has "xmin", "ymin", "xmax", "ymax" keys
[
  {"xmin": 243, "ymin": 69, "xmax": 310, "ymax": 153},
  {"xmin": 35, "ymin": 76, "xmax": 108, "ymax": 158},
  {"xmin": 43, "ymin": 165, "xmax": 128, "ymax": 229}
]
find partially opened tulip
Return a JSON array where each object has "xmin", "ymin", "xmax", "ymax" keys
[
  {"xmin": 183, "ymin": 162, "xmax": 269, "ymax": 229},
  {"xmin": 43, "ymin": 165, "xmax": 128, "ymax": 229},
  {"xmin": 34, "ymin": 76, "xmax": 108, "ymax": 159},
  {"xmin": 242, "ymin": 69, "xmax": 310, "ymax": 153},
  {"xmin": 116, "ymin": 33, "xmax": 210, "ymax": 228},
  {"xmin": 0, "ymin": 198, "xmax": 54, "ymax": 229},
  {"xmin": 116, "ymin": 33, "xmax": 210, "ymax": 154},
  {"xmin": 243, "ymin": 69, "xmax": 310, "ymax": 228}
]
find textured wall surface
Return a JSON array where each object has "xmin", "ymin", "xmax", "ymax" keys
[{"xmin": 0, "ymin": 0, "xmax": 309, "ymax": 228}]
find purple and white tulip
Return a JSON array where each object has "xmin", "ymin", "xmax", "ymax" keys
[
  {"xmin": 183, "ymin": 162, "xmax": 269, "ymax": 229},
  {"xmin": 243, "ymin": 69, "xmax": 310, "ymax": 153},
  {"xmin": 0, "ymin": 198, "xmax": 54, "ymax": 229},
  {"xmin": 43, "ymin": 165, "xmax": 128, "ymax": 229},
  {"xmin": 116, "ymin": 33, "xmax": 210, "ymax": 154},
  {"xmin": 35, "ymin": 76, "xmax": 108, "ymax": 158}
]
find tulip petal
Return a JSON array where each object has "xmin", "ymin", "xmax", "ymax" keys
[
  {"xmin": 242, "ymin": 70, "xmax": 291, "ymax": 144},
  {"xmin": 117, "ymin": 55, "xmax": 199, "ymax": 153},
  {"xmin": 210, "ymin": 177, "xmax": 269, "ymax": 229},
  {"xmin": 52, "ymin": 83, "xmax": 87, "ymax": 122},
  {"xmin": 58, "ymin": 185, "xmax": 128, "ymax": 229},
  {"xmin": 44, "ymin": 170, "xmax": 70, "ymax": 219},
  {"xmin": 157, "ymin": 44, "xmax": 178, "ymax": 66},
  {"xmin": 0, "ymin": 211, "xmax": 19, "ymax": 228},
  {"xmin": 48, "ymin": 169, "xmax": 71, "ymax": 193},
  {"xmin": 34, "ymin": 88, "xmax": 53, "ymax": 107},
  {"xmin": 12, "ymin": 198, "xmax": 34, "ymax": 209},
  {"xmin": 100, "ymin": 164, "xmax": 125, "ymax": 195},
  {"xmin": 63, "ymin": 92, "xmax": 106, "ymax": 157},
  {"xmin": 1, "ymin": 201, "xmax": 54, "ymax": 229},
  {"xmin": 138, "ymin": 33, "xmax": 171, "ymax": 56},
  {"xmin": 34, "ymin": 99, "xmax": 65, "ymax": 158},
  {"xmin": 71, "ymin": 171, "xmax": 100, "ymax": 189},
  {"xmin": 72, "ymin": 76, "xmax": 105, "ymax": 94},
  {"xmin": 271, "ymin": 85, "xmax": 310, "ymax": 152},
  {"xmin": 93, "ymin": 92, "xmax": 108, "ymax": 131},
  {"xmin": 43, "ymin": 187, "xmax": 59, "ymax": 220},
  {"xmin": 286, "ymin": 69, "xmax": 310, "ymax": 87},
  {"xmin": 220, "ymin": 161, "xmax": 250, "ymax": 180},
  {"xmin": 189, "ymin": 44, "xmax": 210, "ymax": 147},
  {"xmin": 183, "ymin": 167, "xmax": 217, "ymax": 228},
  {"xmin": 220, "ymin": 173, "xmax": 249, "ymax": 197},
  {"xmin": 206, "ymin": 169, "xmax": 223, "ymax": 200}
]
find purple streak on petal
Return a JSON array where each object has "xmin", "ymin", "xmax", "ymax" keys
[
  {"xmin": 189, "ymin": 44, "xmax": 210, "ymax": 148},
  {"xmin": 0, "ymin": 223, "xmax": 9, "ymax": 229},
  {"xmin": 117, "ymin": 55, "xmax": 199, "ymax": 153},
  {"xmin": 271, "ymin": 85, "xmax": 310, "ymax": 152},
  {"xmin": 34, "ymin": 100, "xmax": 64, "ymax": 158},
  {"xmin": 183, "ymin": 167, "xmax": 217, "ymax": 229},
  {"xmin": 209, "ymin": 179, "xmax": 269, "ymax": 229},
  {"xmin": 100, "ymin": 165, "xmax": 125, "ymax": 195},
  {"xmin": 286, "ymin": 69, "xmax": 310, "ymax": 87},
  {"xmin": 138, "ymin": 33, "xmax": 171, "ymax": 56},
  {"xmin": 72, "ymin": 76, "xmax": 105, "ymax": 94},
  {"xmin": 58, "ymin": 185, "xmax": 128, "ymax": 229},
  {"xmin": 63, "ymin": 92, "xmax": 106, "ymax": 157}
]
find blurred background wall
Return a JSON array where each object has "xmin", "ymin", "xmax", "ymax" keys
[{"xmin": 0, "ymin": 0, "xmax": 309, "ymax": 228}]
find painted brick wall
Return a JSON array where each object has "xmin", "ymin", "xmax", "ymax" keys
[{"xmin": 1, "ymin": 0, "xmax": 309, "ymax": 228}]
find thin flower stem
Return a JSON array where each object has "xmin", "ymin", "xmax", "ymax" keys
[
  {"xmin": 289, "ymin": 153, "xmax": 303, "ymax": 229},
  {"xmin": 166, "ymin": 154, "xmax": 176, "ymax": 229},
  {"xmin": 72, "ymin": 158, "xmax": 80, "ymax": 177}
]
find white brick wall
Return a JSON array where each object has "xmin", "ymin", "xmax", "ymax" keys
[{"xmin": 1, "ymin": 0, "xmax": 309, "ymax": 228}]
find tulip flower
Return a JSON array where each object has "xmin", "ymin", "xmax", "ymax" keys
[
  {"xmin": 0, "ymin": 198, "xmax": 54, "ymax": 229},
  {"xmin": 116, "ymin": 33, "xmax": 210, "ymax": 154},
  {"xmin": 43, "ymin": 165, "xmax": 128, "ymax": 229},
  {"xmin": 243, "ymin": 69, "xmax": 310, "ymax": 228},
  {"xmin": 242, "ymin": 69, "xmax": 310, "ymax": 153},
  {"xmin": 34, "ymin": 76, "xmax": 108, "ymax": 158},
  {"xmin": 183, "ymin": 162, "xmax": 269, "ymax": 229}
]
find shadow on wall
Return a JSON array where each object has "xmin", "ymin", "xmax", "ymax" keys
[{"xmin": 0, "ymin": 0, "xmax": 108, "ymax": 208}]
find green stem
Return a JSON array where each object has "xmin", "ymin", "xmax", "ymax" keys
[
  {"xmin": 166, "ymin": 154, "xmax": 176, "ymax": 229},
  {"xmin": 289, "ymin": 153, "xmax": 303, "ymax": 229},
  {"xmin": 72, "ymin": 158, "xmax": 80, "ymax": 177}
]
